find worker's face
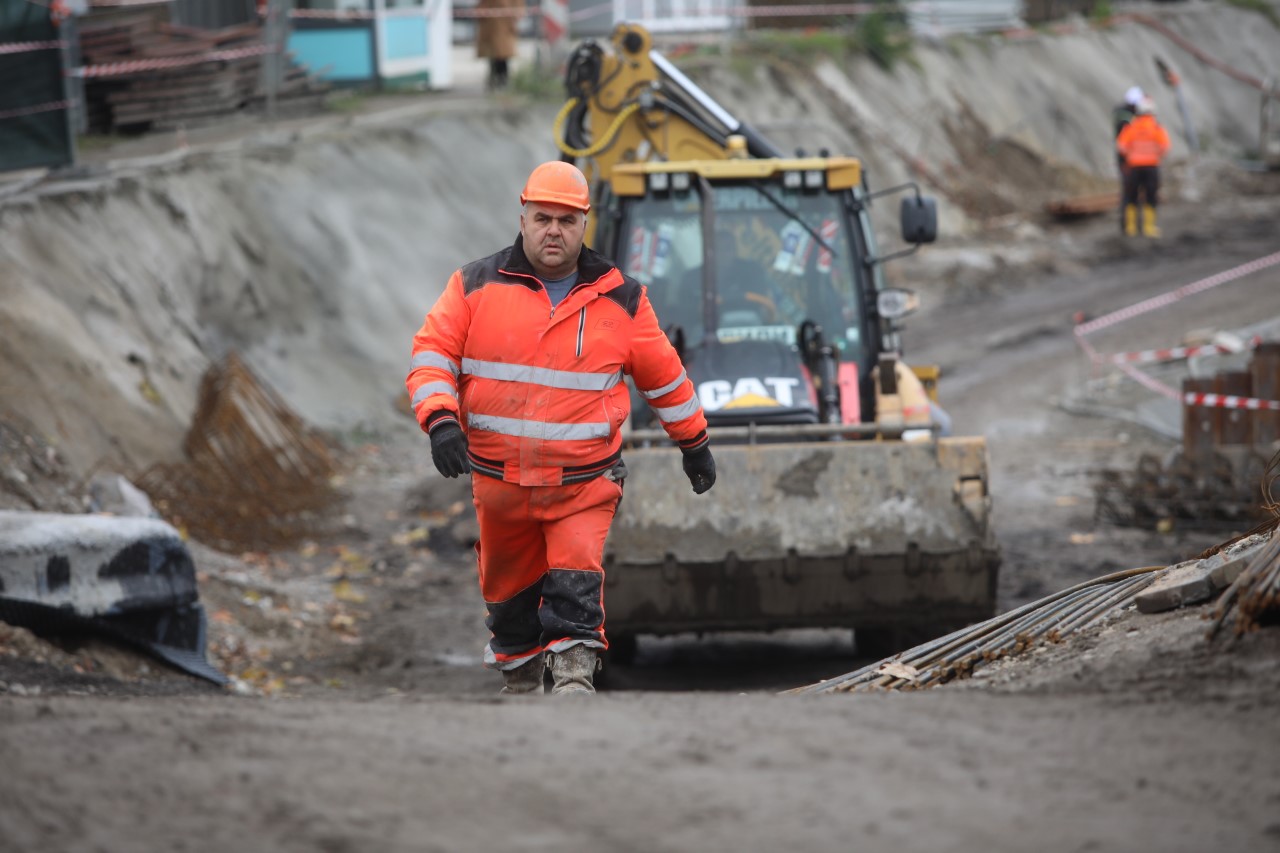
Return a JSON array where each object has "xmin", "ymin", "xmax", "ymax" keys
[{"xmin": 521, "ymin": 201, "xmax": 587, "ymax": 280}]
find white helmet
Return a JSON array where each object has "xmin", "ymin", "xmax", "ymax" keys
[
  {"xmin": 1124, "ymin": 86, "xmax": 1145, "ymax": 106},
  {"xmin": 1135, "ymin": 96, "xmax": 1156, "ymax": 115}
]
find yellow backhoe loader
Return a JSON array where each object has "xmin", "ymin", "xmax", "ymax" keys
[{"xmin": 556, "ymin": 24, "xmax": 999, "ymax": 658}]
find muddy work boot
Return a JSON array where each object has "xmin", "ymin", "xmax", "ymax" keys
[
  {"xmin": 500, "ymin": 652, "xmax": 546, "ymax": 695},
  {"xmin": 548, "ymin": 645, "xmax": 599, "ymax": 695}
]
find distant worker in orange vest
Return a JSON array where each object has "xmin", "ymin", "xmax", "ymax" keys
[
  {"xmin": 1115, "ymin": 96, "xmax": 1171, "ymax": 238},
  {"xmin": 406, "ymin": 161, "xmax": 716, "ymax": 695}
]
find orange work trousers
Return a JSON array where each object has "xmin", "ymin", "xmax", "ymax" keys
[{"xmin": 471, "ymin": 472, "xmax": 622, "ymax": 670}]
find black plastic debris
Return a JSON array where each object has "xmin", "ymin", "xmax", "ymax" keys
[{"xmin": 0, "ymin": 512, "xmax": 227, "ymax": 685}]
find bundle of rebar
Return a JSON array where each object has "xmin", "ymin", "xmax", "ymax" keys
[
  {"xmin": 1206, "ymin": 450, "xmax": 1280, "ymax": 638},
  {"xmin": 788, "ymin": 565, "xmax": 1164, "ymax": 695},
  {"xmin": 1207, "ymin": 530, "xmax": 1280, "ymax": 639}
]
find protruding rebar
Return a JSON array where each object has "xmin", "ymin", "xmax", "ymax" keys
[{"xmin": 789, "ymin": 565, "xmax": 1167, "ymax": 696}]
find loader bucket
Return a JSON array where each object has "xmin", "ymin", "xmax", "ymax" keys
[{"xmin": 603, "ymin": 436, "xmax": 1000, "ymax": 638}]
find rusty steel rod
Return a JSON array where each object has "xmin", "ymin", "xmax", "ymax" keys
[
  {"xmin": 1054, "ymin": 574, "xmax": 1155, "ymax": 637},
  {"xmin": 791, "ymin": 565, "xmax": 1168, "ymax": 695},
  {"xmin": 909, "ymin": 588, "xmax": 1106, "ymax": 690}
]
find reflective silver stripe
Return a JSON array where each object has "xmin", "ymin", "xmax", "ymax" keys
[
  {"xmin": 484, "ymin": 646, "xmax": 543, "ymax": 671},
  {"xmin": 462, "ymin": 358, "xmax": 622, "ymax": 392},
  {"xmin": 545, "ymin": 638, "xmax": 606, "ymax": 655},
  {"xmin": 410, "ymin": 351, "xmax": 460, "ymax": 376},
  {"xmin": 576, "ymin": 309, "xmax": 586, "ymax": 358},
  {"xmin": 469, "ymin": 413, "xmax": 610, "ymax": 441},
  {"xmin": 411, "ymin": 381, "xmax": 457, "ymax": 407},
  {"xmin": 652, "ymin": 397, "xmax": 702, "ymax": 424},
  {"xmin": 640, "ymin": 369, "xmax": 688, "ymax": 400}
]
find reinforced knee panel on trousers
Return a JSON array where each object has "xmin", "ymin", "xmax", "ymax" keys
[
  {"xmin": 484, "ymin": 578, "xmax": 545, "ymax": 666},
  {"xmin": 540, "ymin": 568, "xmax": 605, "ymax": 646}
]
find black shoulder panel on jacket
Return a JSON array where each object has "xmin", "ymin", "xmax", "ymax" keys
[
  {"xmin": 578, "ymin": 245, "xmax": 642, "ymax": 318},
  {"xmin": 601, "ymin": 274, "xmax": 643, "ymax": 318},
  {"xmin": 460, "ymin": 242, "xmax": 540, "ymax": 294}
]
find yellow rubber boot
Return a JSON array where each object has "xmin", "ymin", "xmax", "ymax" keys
[
  {"xmin": 1123, "ymin": 204, "xmax": 1138, "ymax": 237},
  {"xmin": 1142, "ymin": 205, "xmax": 1161, "ymax": 238}
]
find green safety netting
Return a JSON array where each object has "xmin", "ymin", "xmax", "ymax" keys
[{"xmin": 1, "ymin": 0, "xmax": 73, "ymax": 173}]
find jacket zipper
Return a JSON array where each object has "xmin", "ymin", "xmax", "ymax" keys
[{"xmin": 576, "ymin": 308, "xmax": 586, "ymax": 357}]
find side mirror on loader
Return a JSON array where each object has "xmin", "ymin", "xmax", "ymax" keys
[{"xmin": 900, "ymin": 195, "xmax": 938, "ymax": 245}]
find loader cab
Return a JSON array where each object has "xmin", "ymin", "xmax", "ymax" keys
[{"xmin": 595, "ymin": 160, "xmax": 883, "ymax": 428}]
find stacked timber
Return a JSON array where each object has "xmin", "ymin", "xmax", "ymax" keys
[{"xmin": 77, "ymin": 9, "xmax": 329, "ymax": 133}]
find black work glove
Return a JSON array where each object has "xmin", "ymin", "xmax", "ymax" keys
[
  {"xmin": 429, "ymin": 421, "xmax": 472, "ymax": 478},
  {"xmin": 682, "ymin": 445, "xmax": 716, "ymax": 495}
]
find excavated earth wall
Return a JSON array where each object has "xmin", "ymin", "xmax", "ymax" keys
[{"xmin": 0, "ymin": 3, "xmax": 1276, "ymax": 480}]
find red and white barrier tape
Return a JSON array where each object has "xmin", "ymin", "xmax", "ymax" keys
[
  {"xmin": 1116, "ymin": 363, "xmax": 1280, "ymax": 410},
  {"xmin": 453, "ymin": 6, "xmax": 528, "ymax": 17},
  {"xmin": 1073, "ymin": 252, "xmax": 1280, "ymax": 409},
  {"xmin": 1114, "ymin": 362, "xmax": 1181, "ymax": 401},
  {"xmin": 1074, "ymin": 250, "xmax": 1280, "ymax": 338},
  {"xmin": 288, "ymin": 8, "xmax": 376, "ymax": 18},
  {"xmin": 724, "ymin": 2, "xmax": 879, "ymax": 15},
  {"xmin": 298, "ymin": 1, "xmax": 885, "ymax": 19},
  {"xmin": 0, "ymin": 99, "xmax": 71, "ymax": 121},
  {"xmin": 0, "ymin": 39, "xmax": 65, "ymax": 55},
  {"xmin": 1108, "ymin": 336, "xmax": 1262, "ymax": 366},
  {"xmin": 1186, "ymin": 392, "xmax": 1280, "ymax": 411},
  {"xmin": 71, "ymin": 43, "xmax": 277, "ymax": 78},
  {"xmin": 286, "ymin": 1, "xmax": 450, "ymax": 19}
]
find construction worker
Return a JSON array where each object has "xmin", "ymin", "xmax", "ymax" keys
[
  {"xmin": 1116, "ymin": 96, "xmax": 1171, "ymax": 238},
  {"xmin": 1112, "ymin": 85, "xmax": 1144, "ymax": 231},
  {"xmin": 475, "ymin": 0, "xmax": 524, "ymax": 90},
  {"xmin": 406, "ymin": 161, "xmax": 716, "ymax": 695}
]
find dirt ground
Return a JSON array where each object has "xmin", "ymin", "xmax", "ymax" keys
[
  {"xmin": 2, "ymin": 162, "xmax": 1279, "ymax": 851},
  {"xmin": 4, "ymin": 25, "xmax": 1280, "ymax": 844}
]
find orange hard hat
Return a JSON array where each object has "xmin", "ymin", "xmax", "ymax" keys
[{"xmin": 520, "ymin": 161, "xmax": 590, "ymax": 212}]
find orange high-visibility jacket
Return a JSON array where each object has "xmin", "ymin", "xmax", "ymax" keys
[
  {"xmin": 407, "ymin": 236, "xmax": 708, "ymax": 487},
  {"xmin": 1116, "ymin": 115, "xmax": 1171, "ymax": 167}
]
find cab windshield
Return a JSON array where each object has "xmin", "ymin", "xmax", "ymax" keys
[{"xmin": 617, "ymin": 181, "xmax": 864, "ymax": 356}]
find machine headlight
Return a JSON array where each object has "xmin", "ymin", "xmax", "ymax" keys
[
  {"xmin": 648, "ymin": 172, "xmax": 670, "ymax": 192},
  {"xmin": 782, "ymin": 171, "xmax": 802, "ymax": 189},
  {"xmin": 671, "ymin": 171, "xmax": 691, "ymax": 191},
  {"xmin": 804, "ymin": 169, "xmax": 824, "ymax": 189}
]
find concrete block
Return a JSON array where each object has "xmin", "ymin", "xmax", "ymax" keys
[
  {"xmin": 1135, "ymin": 560, "xmax": 1216, "ymax": 614},
  {"xmin": 1201, "ymin": 552, "xmax": 1249, "ymax": 590},
  {"xmin": 1136, "ymin": 534, "xmax": 1273, "ymax": 615}
]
